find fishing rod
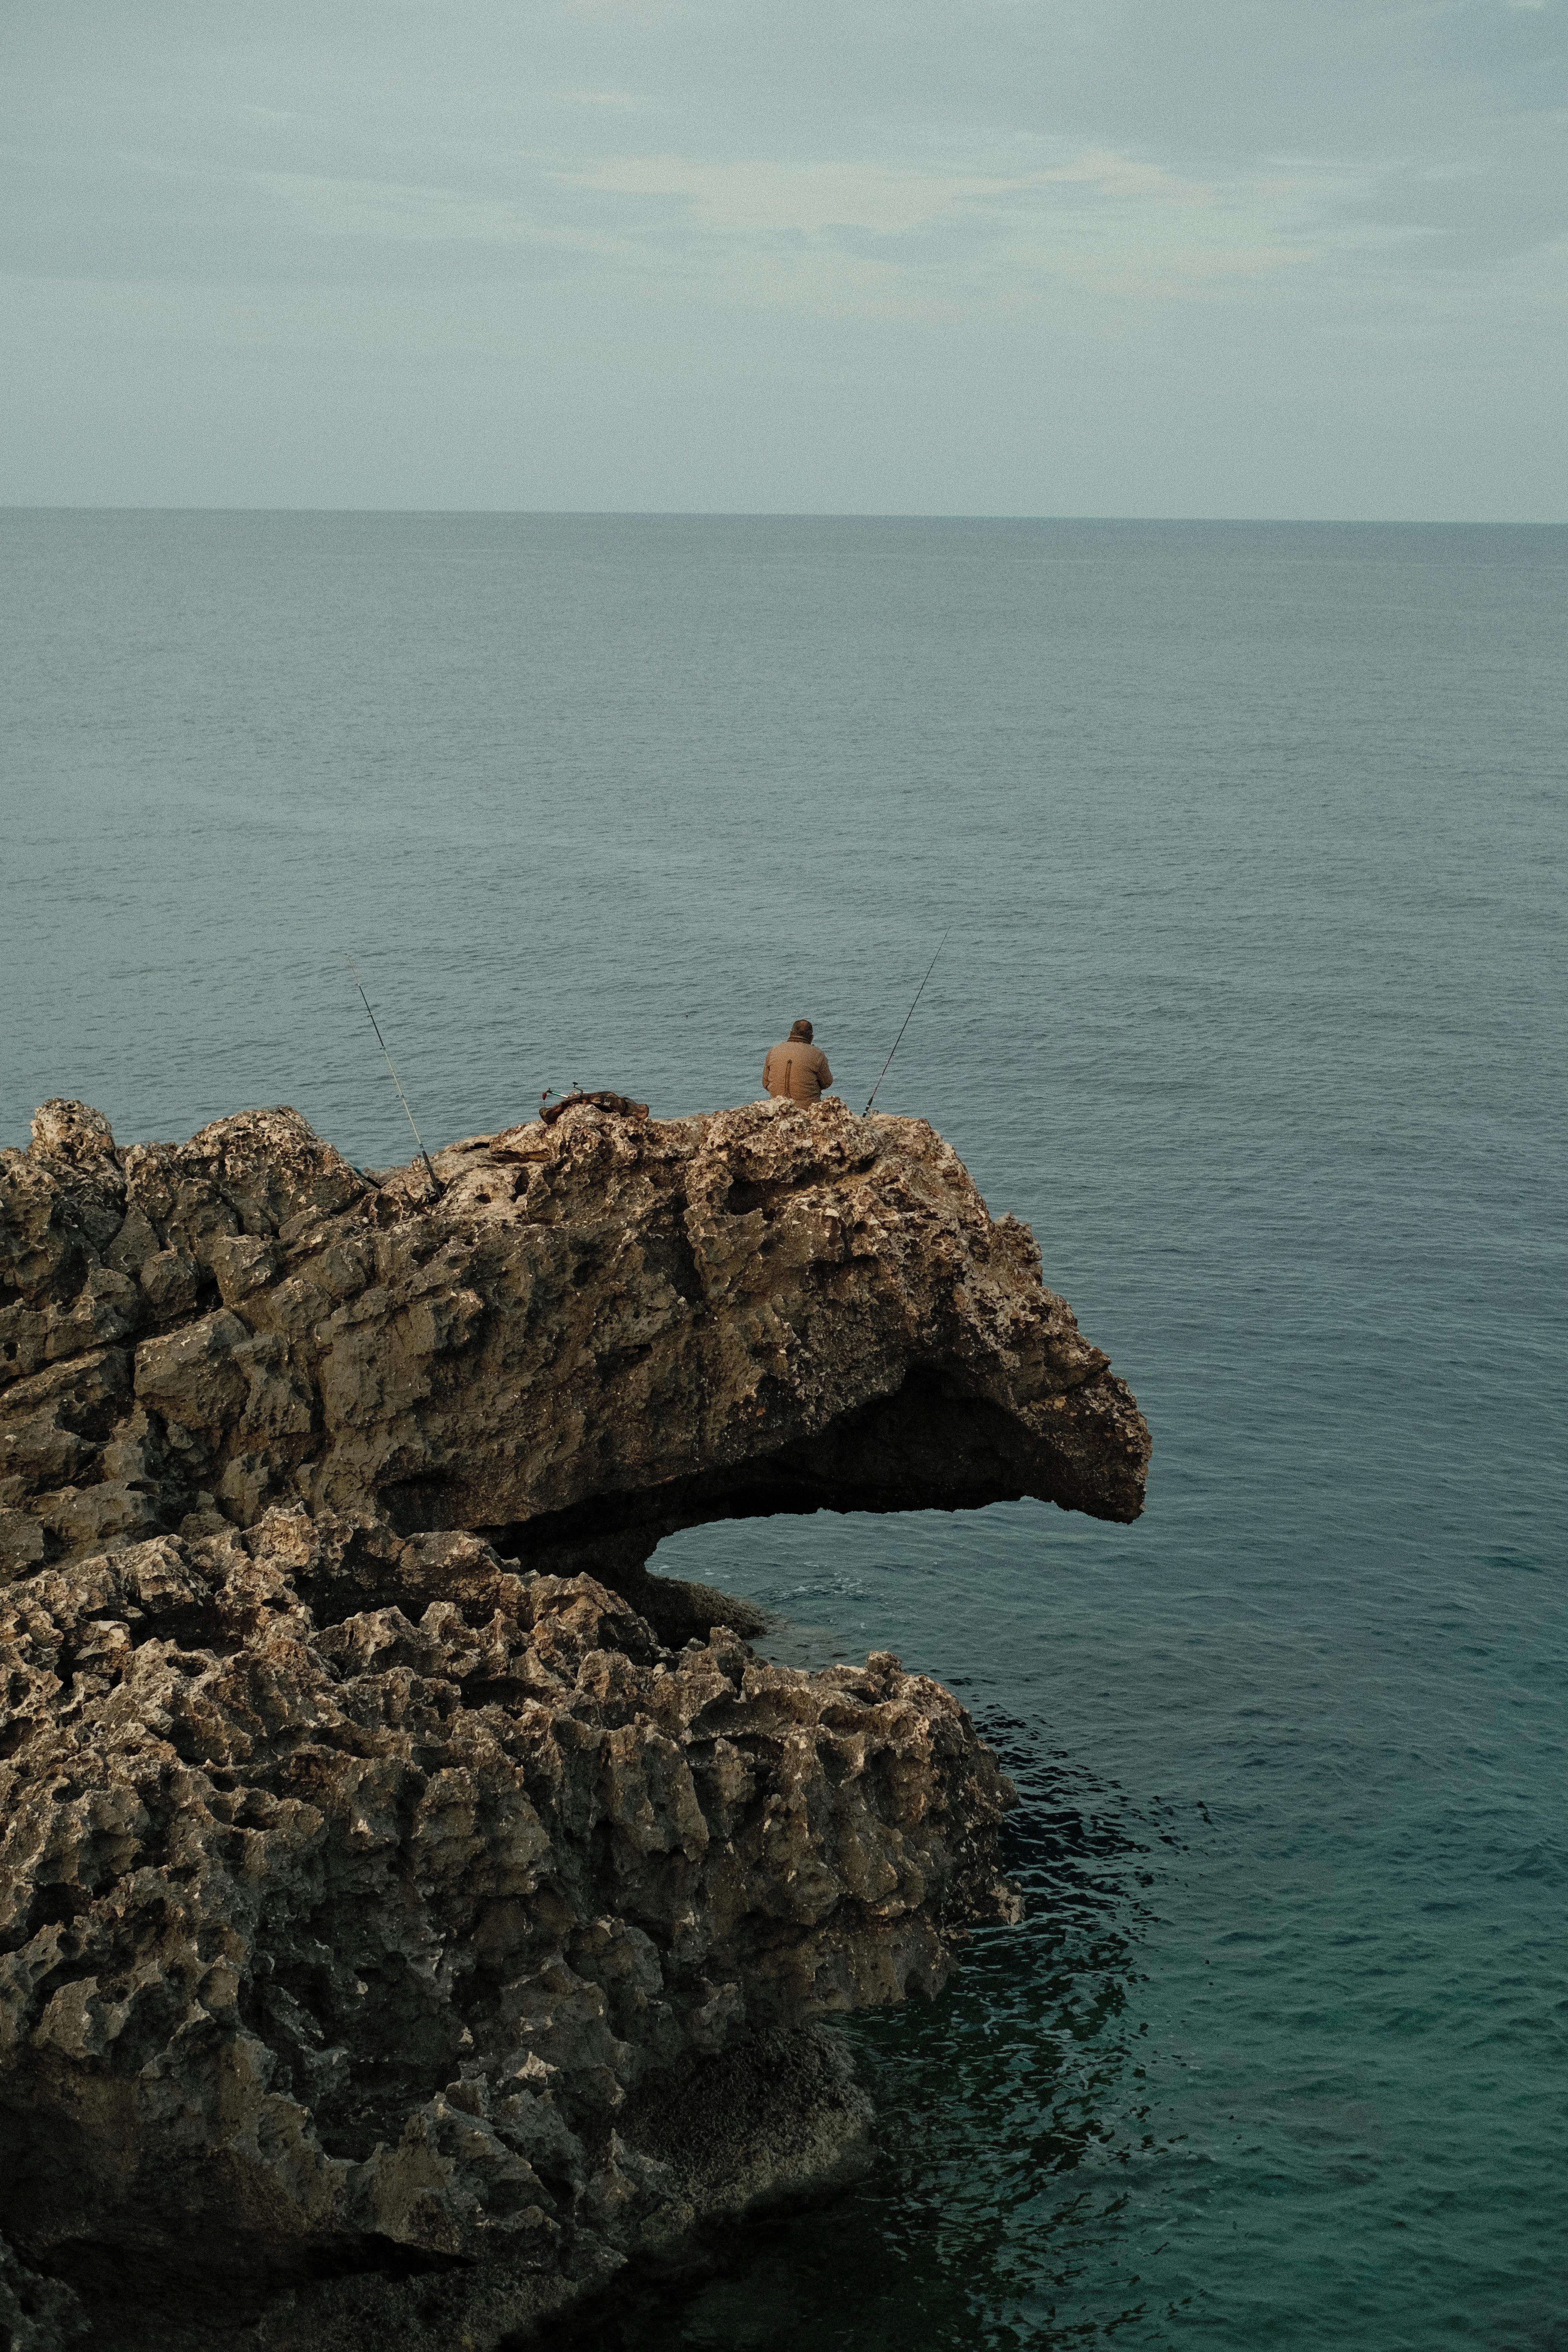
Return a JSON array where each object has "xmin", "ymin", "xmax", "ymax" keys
[
  {"xmin": 863, "ymin": 929, "xmax": 949, "ymax": 1116},
  {"xmin": 345, "ymin": 955, "xmax": 443, "ymax": 1199}
]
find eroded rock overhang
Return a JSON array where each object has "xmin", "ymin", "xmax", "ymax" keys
[
  {"xmin": 0, "ymin": 1094, "xmax": 1150, "ymax": 1583},
  {"xmin": 0, "ymin": 1093, "xmax": 1150, "ymax": 2348}
]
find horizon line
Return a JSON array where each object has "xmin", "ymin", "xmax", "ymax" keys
[{"xmin": 3, "ymin": 504, "xmax": 1566, "ymax": 529}]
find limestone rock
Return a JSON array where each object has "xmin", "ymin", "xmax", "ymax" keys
[
  {"xmin": 0, "ymin": 2231, "xmax": 87, "ymax": 2352},
  {"xmin": 1, "ymin": 1097, "xmax": 1148, "ymax": 1592},
  {"xmin": 0, "ymin": 1508, "xmax": 1015, "ymax": 2348},
  {"xmin": 0, "ymin": 1092, "xmax": 1150, "ymax": 2344}
]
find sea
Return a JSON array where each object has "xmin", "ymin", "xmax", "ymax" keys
[{"xmin": 2, "ymin": 512, "xmax": 1565, "ymax": 2351}]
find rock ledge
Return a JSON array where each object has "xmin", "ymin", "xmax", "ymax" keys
[
  {"xmin": 0, "ymin": 1097, "xmax": 1148, "ymax": 2347},
  {"xmin": 1, "ymin": 1094, "xmax": 1148, "ymax": 1589}
]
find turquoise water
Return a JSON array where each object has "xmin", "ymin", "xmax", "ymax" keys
[{"xmin": 3, "ymin": 513, "xmax": 1565, "ymax": 2348}]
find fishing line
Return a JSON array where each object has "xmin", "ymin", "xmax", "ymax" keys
[
  {"xmin": 345, "ymin": 954, "xmax": 442, "ymax": 1198},
  {"xmin": 863, "ymin": 929, "xmax": 949, "ymax": 1116}
]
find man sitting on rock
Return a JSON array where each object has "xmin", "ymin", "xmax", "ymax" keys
[{"xmin": 763, "ymin": 1018, "xmax": 834, "ymax": 1107}]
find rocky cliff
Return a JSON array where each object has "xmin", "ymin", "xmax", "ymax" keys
[
  {"xmin": 0, "ymin": 1094, "xmax": 1147, "ymax": 1595},
  {"xmin": 0, "ymin": 1094, "xmax": 1149, "ymax": 2349}
]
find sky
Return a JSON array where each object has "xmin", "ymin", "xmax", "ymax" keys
[{"xmin": 3, "ymin": 0, "xmax": 1566, "ymax": 516}]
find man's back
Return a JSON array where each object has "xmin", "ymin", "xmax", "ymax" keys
[{"xmin": 764, "ymin": 1024, "xmax": 833, "ymax": 1106}]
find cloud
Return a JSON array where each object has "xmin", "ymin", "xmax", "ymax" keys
[
  {"xmin": 236, "ymin": 133, "xmax": 1534, "ymax": 304},
  {"xmin": 255, "ymin": 174, "xmax": 550, "ymax": 248},
  {"xmin": 2, "ymin": 0, "xmax": 1565, "ymax": 511}
]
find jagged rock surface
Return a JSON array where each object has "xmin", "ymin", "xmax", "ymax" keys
[
  {"xmin": 0, "ymin": 2230, "xmax": 87, "ymax": 2352},
  {"xmin": 0, "ymin": 1095, "xmax": 1148, "ymax": 1594},
  {"xmin": 0, "ymin": 1093, "xmax": 1149, "ymax": 2346},
  {"xmin": 0, "ymin": 1508, "xmax": 1016, "ymax": 2349}
]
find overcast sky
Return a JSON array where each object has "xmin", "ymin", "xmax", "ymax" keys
[{"xmin": 4, "ymin": 0, "xmax": 1565, "ymax": 514}]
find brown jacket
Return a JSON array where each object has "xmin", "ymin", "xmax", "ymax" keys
[{"xmin": 763, "ymin": 1038, "xmax": 833, "ymax": 1106}]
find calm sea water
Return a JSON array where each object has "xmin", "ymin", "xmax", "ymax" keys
[{"xmin": 3, "ymin": 513, "xmax": 1565, "ymax": 2350}]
